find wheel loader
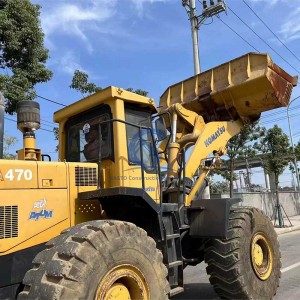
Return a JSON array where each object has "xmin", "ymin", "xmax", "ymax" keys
[{"xmin": 0, "ymin": 53, "xmax": 297, "ymax": 299}]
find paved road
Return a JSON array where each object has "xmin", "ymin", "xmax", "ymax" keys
[{"xmin": 172, "ymin": 230, "xmax": 300, "ymax": 300}]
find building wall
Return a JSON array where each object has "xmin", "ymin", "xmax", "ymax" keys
[{"xmin": 211, "ymin": 192, "xmax": 300, "ymax": 218}]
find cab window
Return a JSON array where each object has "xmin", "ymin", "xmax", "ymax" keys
[
  {"xmin": 125, "ymin": 106, "xmax": 157, "ymax": 172},
  {"xmin": 65, "ymin": 105, "xmax": 113, "ymax": 162}
]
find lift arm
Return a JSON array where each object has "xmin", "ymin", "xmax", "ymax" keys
[{"xmin": 158, "ymin": 53, "xmax": 297, "ymax": 205}]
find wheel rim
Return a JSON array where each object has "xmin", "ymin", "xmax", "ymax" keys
[
  {"xmin": 95, "ymin": 264, "xmax": 150, "ymax": 300},
  {"xmin": 251, "ymin": 233, "xmax": 273, "ymax": 280}
]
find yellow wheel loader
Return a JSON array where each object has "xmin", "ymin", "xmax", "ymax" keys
[{"xmin": 0, "ymin": 53, "xmax": 297, "ymax": 299}]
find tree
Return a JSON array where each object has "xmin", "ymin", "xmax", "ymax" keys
[
  {"xmin": 70, "ymin": 70, "xmax": 102, "ymax": 96},
  {"xmin": 70, "ymin": 70, "xmax": 148, "ymax": 97},
  {"xmin": 53, "ymin": 127, "xmax": 58, "ymax": 152},
  {"xmin": 3, "ymin": 133, "xmax": 17, "ymax": 159},
  {"xmin": 210, "ymin": 180, "xmax": 229, "ymax": 194},
  {"xmin": 225, "ymin": 122, "xmax": 264, "ymax": 197},
  {"xmin": 0, "ymin": 0, "xmax": 52, "ymax": 114},
  {"xmin": 255, "ymin": 125, "xmax": 292, "ymax": 227},
  {"xmin": 292, "ymin": 141, "xmax": 300, "ymax": 182}
]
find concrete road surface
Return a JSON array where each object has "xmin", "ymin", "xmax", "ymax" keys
[{"xmin": 172, "ymin": 230, "xmax": 300, "ymax": 300}]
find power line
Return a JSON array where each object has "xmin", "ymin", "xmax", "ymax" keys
[
  {"xmin": 38, "ymin": 122, "xmax": 55, "ymax": 129},
  {"xmin": 216, "ymin": 16, "xmax": 260, "ymax": 52},
  {"xmin": 260, "ymin": 95, "xmax": 300, "ymax": 125},
  {"xmin": 196, "ymin": 0, "xmax": 260, "ymax": 51},
  {"xmin": 41, "ymin": 118, "xmax": 56, "ymax": 125},
  {"xmin": 4, "ymin": 117, "xmax": 54, "ymax": 133},
  {"xmin": 243, "ymin": 0, "xmax": 300, "ymax": 64},
  {"xmin": 260, "ymin": 111, "xmax": 300, "ymax": 125},
  {"xmin": 1, "ymin": 79, "xmax": 66, "ymax": 107},
  {"xmin": 262, "ymin": 106, "xmax": 300, "ymax": 119},
  {"xmin": 227, "ymin": 5, "xmax": 300, "ymax": 74}
]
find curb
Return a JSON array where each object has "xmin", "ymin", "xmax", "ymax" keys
[{"xmin": 275, "ymin": 225, "xmax": 300, "ymax": 236}]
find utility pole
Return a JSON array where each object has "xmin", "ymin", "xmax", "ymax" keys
[
  {"xmin": 182, "ymin": 0, "xmax": 227, "ymax": 75},
  {"xmin": 190, "ymin": 0, "xmax": 200, "ymax": 74},
  {"xmin": 287, "ymin": 98, "xmax": 300, "ymax": 192},
  {"xmin": 245, "ymin": 158, "xmax": 251, "ymax": 191}
]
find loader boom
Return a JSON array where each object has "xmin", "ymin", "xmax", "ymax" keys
[{"xmin": 158, "ymin": 53, "xmax": 297, "ymax": 206}]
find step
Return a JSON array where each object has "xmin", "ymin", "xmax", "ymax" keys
[
  {"xmin": 180, "ymin": 225, "xmax": 190, "ymax": 230},
  {"xmin": 166, "ymin": 233, "xmax": 180, "ymax": 240},
  {"xmin": 169, "ymin": 287, "xmax": 184, "ymax": 297},
  {"xmin": 168, "ymin": 260, "xmax": 183, "ymax": 268}
]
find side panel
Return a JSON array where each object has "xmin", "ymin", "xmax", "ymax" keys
[
  {"xmin": 188, "ymin": 198, "xmax": 241, "ymax": 238},
  {"xmin": 0, "ymin": 160, "xmax": 70, "ymax": 256},
  {"xmin": 0, "ymin": 189, "xmax": 70, "ymax": 255}
]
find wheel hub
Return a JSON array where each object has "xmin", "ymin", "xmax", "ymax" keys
[
  {"xmin": 95, "ymin": 264, "xmax": 150, "ymax": 300},
  {"xmin": 104, "ymin": 283, "xmax": 130, "ymax": 300},
  {"xmin": 251, "ymin": 233, "xmax": 273, "ymax": 280}
]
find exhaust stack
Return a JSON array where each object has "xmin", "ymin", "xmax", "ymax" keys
[{"xmin": 17, "ymin": 100, "xmax": 41, "ymax": 161}]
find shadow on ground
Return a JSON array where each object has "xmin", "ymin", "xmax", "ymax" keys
[{"xmin": 171, "ymin": 283, "xmax": 219, "ymax": 300}]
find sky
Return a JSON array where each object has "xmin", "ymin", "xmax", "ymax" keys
[{"xmin": 3, "ymin": 0, "xmax": 300, "ymax": 187}]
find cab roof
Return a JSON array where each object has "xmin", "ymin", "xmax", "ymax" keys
[{"xmin": 54, "ymin": 86, "xmax": 157, "ymax": 123}]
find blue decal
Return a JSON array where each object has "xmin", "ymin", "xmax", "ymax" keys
[
  {"xmin": 204, "ymin": 126, "xmax": 226, "ymax": 147},
  {"xmin": 29, "ymin": 209, "xmax": 53, "ymax": 221}
]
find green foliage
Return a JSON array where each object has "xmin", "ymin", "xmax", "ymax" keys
[
  {"xmin": 70, "ymin": 70, "xmax": 102, "ymax": 95},
  {"xmin": 53, "ymin": 127, "xmax": 58, "ymax": 152},
  {"xmin": 211, "ymin": 167, "xmax": 238, "ymax": 182},
  {"xmin": 126, "ymin": 88, "xmax": 148, "ymax": 97},
  {"xmin": 227, "ymin": 122, "xmax": 265, "ymax": 160},
  {"xmin": 70, "ymin": 70, "xmax": 148, "ymax": 97},
  {"xmin": 223, "ymin": 122, "xmax": 264, "ymax": 196},
  {"xmin": 294, "ymin": 141, "xmax": 300, "ymax": 161},
  {"xmin": 210, "ymin": 180, "xmax": 229, "ymax": 194},
  {"xmin": 254, "ymin": 125, "xmax": 292, "ymax": 186},
  {"xmin": 0, "ymin": 0, "xmax": 52, "ymax": 114},
  {"xmin": 3, "ymin": 133, "xmax": 17, "ymax": 159}
]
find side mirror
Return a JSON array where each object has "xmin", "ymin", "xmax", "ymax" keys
[{"xmin": 153, "ymin": 117, "xmax": 167, "ymax": 142}]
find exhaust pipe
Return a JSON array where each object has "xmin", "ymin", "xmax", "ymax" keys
[
  {"xmin": 16, "ymin": 100, "xmax": 41, "ymax": 161},
  {"xmin": 0, "ymin": 92, "xmax": 4, "ymax": 159}
]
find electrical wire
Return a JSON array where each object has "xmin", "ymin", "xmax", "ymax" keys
[
  {"xmin": 0, "ymin": 66, "xmax": 67, "ymax": 107},
  {"xmin": 262, "ymin": 107, "xmax": 294, "ymax": 119},
  {"xmin": 227, "ymin": 5, "xmax": 300, "ymax": 74},
  {"xmin": 0, "ymin": 78, "xmax": 66, "ymax": 107},
  {"xmin": 260, "ymin": 111, "xmax": 300, "ymax": 125},
  {"xmin": 4, "ymin": 117, "xmax": 54, "ymax": 133},
  {"xmin": 216, "ymin": 15, "xmax": 260, "ymax": 52},
  {"xmin": 196, "ymin": 0, "xmax": 260, "ymax": 51},
  {"xmin": 40, "ymin": 118, "xmax": 56, "ymax": 125},
  {"xmin": 243, "ymin": 0, "xmax": 300, "ymax": 64},
  {"xmin": 262, "ymin": 95, "xmax": 300, "ymax": 120}
]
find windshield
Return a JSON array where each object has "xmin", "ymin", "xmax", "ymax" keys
[{"xmin": 65, "ymin": 105, "xmax": 113, "ymax": 162}]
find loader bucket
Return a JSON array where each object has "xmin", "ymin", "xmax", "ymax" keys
[{"xmin": 159, "ymin": 53, "xmax": 298, "ymax": 124}]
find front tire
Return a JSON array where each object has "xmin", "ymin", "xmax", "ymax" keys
[
  {"xmin": 18, "ymin": 220, "xmax": 169, "ymax": 300},
  {"xmin": 204, "ymin": 207, "xmax": 281, "ymax": 299}
]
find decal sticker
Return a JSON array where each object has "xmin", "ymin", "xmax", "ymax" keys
[
  {"xmin": 33, "ymin": 198, "xmax": 47, "ymax": 209},
  {"xmin": 29, "ymin": 198, "xmax": 53, "ymax": 221},
  {"xmin": 83, "ymin": 123, "xmax": 91, "ymax": 134},
  {"xmin": 4, "ymin": 169, "xmax": 33, "ymax": 181},
  {"xmin": 204, "ymin": 126, "xmax": 226, "ymax": 147}
]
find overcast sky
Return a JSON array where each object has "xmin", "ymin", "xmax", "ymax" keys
[{"xmin": 4, "ymin": 0, "xmax": 300, "ymax": 187}]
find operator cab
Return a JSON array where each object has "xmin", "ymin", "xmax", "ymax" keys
[{"xmin": 54, "ymin": 86, "xmax": 163, "ymax": 202}]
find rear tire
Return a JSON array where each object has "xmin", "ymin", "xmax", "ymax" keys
[
  {"xmin": 18, "ymin": 220, "xmax": 169, "ymax": 300},
  {"xmin": 204, "ymin": 207, "xmax": 281, "ymax": 299}
]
